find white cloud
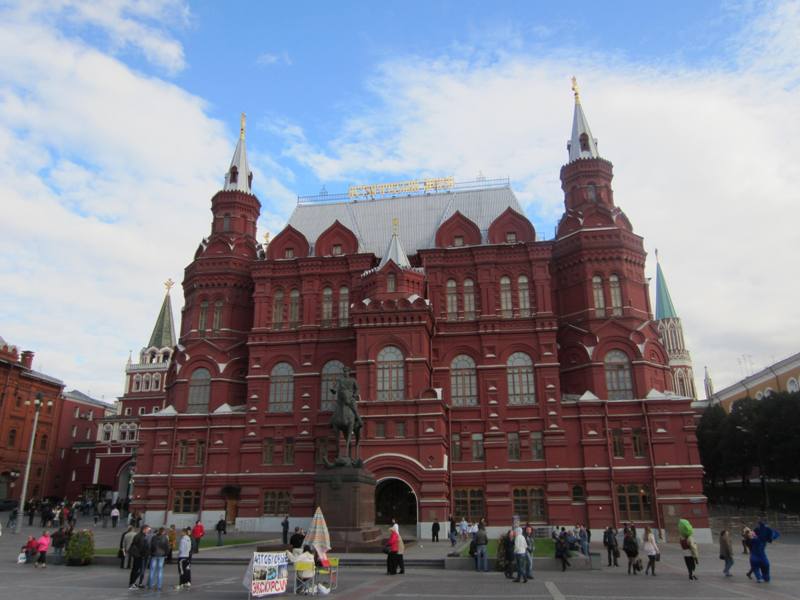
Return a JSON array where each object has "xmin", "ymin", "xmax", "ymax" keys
[
  {"xmin": 256, "ymin": 51, "xmax": 292, "ymax": 67},
  {"xmin": 274, "ymin": 3, "xmax": 800, "ymax": 394}
]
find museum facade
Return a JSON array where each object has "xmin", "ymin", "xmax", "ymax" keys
[{"xmin": 132, "ymin": 88, "xmax": 709, "ymax": 541}]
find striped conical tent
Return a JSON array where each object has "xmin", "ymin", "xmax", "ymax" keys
[{"xmin": 304, "ymin": 506, "xmax": 332, "ymax": 560}]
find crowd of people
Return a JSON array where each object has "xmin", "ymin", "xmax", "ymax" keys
[{"xmin": 121, "ymin": 524, "xmax": 196, "ymax": 591}]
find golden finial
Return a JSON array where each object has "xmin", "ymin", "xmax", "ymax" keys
[
  {"xmin": 263, "ymin": 231, "xmax": 270, "ymax": 245},
  {"xmin": 240, "ymin": 112, "xmax": 246, "ymax": 139},
  {"xmin": 392, "ymin": 217, "xmax": 399, "ymax": 235},
  {"xmin": 571, "ymin": 76, "xmax": 580, "ymax": 104},
  {"xmin": 164, "ymin": 278, "xmax": 175, "ymax": 293}
]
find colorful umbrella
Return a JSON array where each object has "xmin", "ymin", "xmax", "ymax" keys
[
  {"xmin": 304, "ymin": 506, "xmax": 332, "ymax": 560},
  {"xmin": 678, "ymin": 519, "xmax": 693, "ymax": 538}
]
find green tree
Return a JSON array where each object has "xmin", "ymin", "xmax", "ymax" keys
[{"xmin": 697, "ymin": 404, "xmax": 726, "ymax": 488}]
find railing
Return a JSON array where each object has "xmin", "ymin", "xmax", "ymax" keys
[{"xmin": 297, "ymin": 177, "xmax": 511, "ymax": 204}]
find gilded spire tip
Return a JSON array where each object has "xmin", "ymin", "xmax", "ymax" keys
[
  {"xmin": 240, "ymin": 112, "xmax": 246, "ymax": 139},
  {"xmin": 571, "ymin": 76, "xmax": 581, "ymax": 104},
  {"xmin": 164, "ymin": 278, "xmax": 175, "ymax": 293}
]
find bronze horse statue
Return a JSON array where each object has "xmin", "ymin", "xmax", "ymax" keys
[{"xmin": 325, "ymin": 367, "xmax": 364, "ymax": 467}]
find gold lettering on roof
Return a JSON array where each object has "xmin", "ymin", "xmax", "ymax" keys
[{"xmin": 348, "ymin": 177, "xmax": 454, "ymax": 199}]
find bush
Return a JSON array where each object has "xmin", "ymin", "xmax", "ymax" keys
[{"xmin": 65, "ymin": 529, "xmax": 95, "ymax": 566}]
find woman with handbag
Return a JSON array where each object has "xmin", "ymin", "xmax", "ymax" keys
[
  {"xmin": 622, "ymin": 529, "xmax": 639, "ymax": 575},
  {"xmin": 386, "ymin": 525, "xmax": 400, "ymax": 575},
  {"xmin": 642, "ymin": 526, "xmax": 659, "ymax": 575}
]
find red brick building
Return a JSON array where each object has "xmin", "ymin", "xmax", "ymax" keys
[{"xmin": 133, "ymin": 91, "xmax": 710, "ymax": 541}]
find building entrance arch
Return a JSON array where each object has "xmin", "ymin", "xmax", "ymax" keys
[
  {"xmin": 375, "ymin": 478, "xmax": 417, "ymax": 525},
  {"xmin": 117, "ymin": 462, "xmax": 135, "ymax": 500}
]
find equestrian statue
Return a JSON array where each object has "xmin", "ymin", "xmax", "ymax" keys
[{"xmin": 325, "ymin": 367, "xmax": 364, "ymax": 467}]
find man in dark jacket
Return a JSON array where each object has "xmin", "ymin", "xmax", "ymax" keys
[
  {"xmin": 128, "ymin": 525, "xmax": 151, "ymax": 589},
  {"xmin": 215, "ymin": 518, "xmax": 227, "ymax": 546},
  {"xmin": 51, "ymin": 528, "xmax": 66, "ymax": 564},
  {"xmin": 603, "ymin": 526, "xmax": 619, "ymax": 567},
  {"xmin": 289, "ymin": 527, "xmax": 304, "ymax": 553},
  {"xmin": 148, "ymin": 527, "xmax": 170, "ymax": 591},
  {"xmin": 431, "ymin": 518, "xmax": 440, "ymax": 542},
  {"xmin": 281, "ymin": 515, "xmax": 290, "ymax": 545},
  {"xmin": 474, "ymin": 523, "xmax": 489, "ymax": 572}
]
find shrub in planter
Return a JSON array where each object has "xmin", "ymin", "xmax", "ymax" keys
[{"xmin": 65, "ymin": 529, "xmax": 95, "ymax": 566}]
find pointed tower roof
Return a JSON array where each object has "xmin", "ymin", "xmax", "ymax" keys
[
  {"xmin": 378, "ymin": 218, "xmax": 411, "ymax": 269},
  {"xmin": 704, "ymin": 366, "xmax": 714, "ymax": 399},
  {"xmin": 223, "ymin": 113, "xmax": 253, "ymax": 193},
  {"xmin": 567, "ymin": 77, "xmax": 600, "ymax": 162},
  {"xmin": 148, "ymin": 279, "xmax": 177, "ymax": 349},
  {"xmin": 654, "ymin": 250, "xmax": 678, "ymax": 320}
]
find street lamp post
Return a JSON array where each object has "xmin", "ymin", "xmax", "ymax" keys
[{"xmin": 14, "ymin": 392, "xmax": 52, "ymax": 534}]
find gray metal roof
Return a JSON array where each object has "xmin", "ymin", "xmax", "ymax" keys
[{"xmin": 287, "ymin": 182, "xmax": 523, "ymax": 257}]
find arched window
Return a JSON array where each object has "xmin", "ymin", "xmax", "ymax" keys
[
  {"xmin": 377, "ymin": 346, "xmax": 404, "ymax": 401},
  {"xmin": 676, "ymin": 371, "xmax": 688, "ymax": 397},
  {"xmin": 213, "ymin": 300, "xmax": 223, "ymax": 330},
  {"xmin": 387, "ymin": 273, "xmax": 396, "ymax": 293},
  {"xmin": 269, "ymin": 363, "xmax": 294, "ymax": 413},
  {"xmin": 39, "ymin": 434, "xmax": 48, "ymax": 451},
  {"xmin": 152, "ymin": 373, "xmax": 161, "ymax": 391},
  {"xmin": 198, "ymin": 300, "xmax": 208, "ymax": 331},
  {"xmin": 7, "ymin": 429, "xmax": 16, "ymax": 447},
  {"xmin": 499, "ymin": 276, "xmax": 512, "ymax": 318},
  {"xmin": 187, "ymin": 368, "xmax": 211, "ymax": 413},
  {"xmin": 446, "ymin": 279, "xmax": 458, "ymax": 320},
  {"xmin": 592, "ymin": 275, "xmax": 605, "ymax": 317},
  {"xmin": 586, "ymin": 183, "xmax": 597, "ymax": 202},
  {"xmin": 142, "ymin": 374, "xmax": 151, "ymax": 392},
  {"xmin": 289, "ymin": 289, "xmax": 300, "ymax": 327},
  {"xmin": 450, "ymin": 355, "xmax": 477, "ymax": 406},
  {"xmin": 223, "ymin": 213, "xmax": 231, "ymax": 232},
  {"xmin": 579, "ymin": 132, "xmax": 590, "ymax": 152},
  {"xmin": 463, "ymin": 278, "xmax": 476, "ymax": 320},
  {"xmin": 338, "ymin": 286, "xmax": 349, "ymax": 326},
  {"xmin": 320, "ymin": 360, "xmax": 345, "ymax": 412},
  {"xmin": 518, "ymin": 275, "xmax": 530, "ymax": 317},
  {"xmin": 229, "ymin": 166, "xmax": 238, "ymax": 184},
  {"xmin": 321, "ymin": 286, "xmax": 333, "ymax": 327},
  {"xmin": 605, "ymin": 350, "xmax": 633, "ymax": 400},
  {"xmin": 507, "ymin": 352, "xmax": 535, "ymax": 405},
  {"xmin": 572, "ymin": 485, "xmax": 586, "ymax": 503},
  {"xmin": 150, "ymin": 351, "xmax": 157, "ymax": 363},
  {"xmin": 272, "ymin": 289, "xmax": 284, "ymax": 330},
  {"xmin": 609, "ymin": 274, "xmax": 622, "ymax": 316},
  {"xmin": 133, "ymin": 374, "xmax": 141, "ymax": 392},
  {"xmin": 102, "ymin": 424, "xmax": 113, "ymax": 442},
  {"xmin": 787, "ymin": 378, "xmax": 800, "ymax": 393}
]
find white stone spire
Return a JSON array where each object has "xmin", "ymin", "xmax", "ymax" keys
[
  {"xmin": 704, "ymin": 366, "xmax": 714, "ymax": 400},
  {"xmin": 223, "ymin": 113, "xmax": 253, "ymax": 193},
  {"xmin": 567, "ymin": 77, "xmax": 600, "ymax": 162},
  {"xmin": 378, "ymin": 218, "xmax": 411, "ymax": 269}
]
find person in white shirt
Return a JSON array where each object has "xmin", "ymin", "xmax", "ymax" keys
[
  {"xmin": 513, "ymin": 527, "xmax": 529, "ymax": 583},
  {"xmin": 175, "ymin": 528, "xmax": 193, "ymax": 590}
]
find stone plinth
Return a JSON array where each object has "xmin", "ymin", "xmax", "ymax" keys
[{"xmin": 314, "ymin": 466, "xmax": 383, "ymax": 552}]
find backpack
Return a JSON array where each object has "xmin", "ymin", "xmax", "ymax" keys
[{"xmin": 680, "ymin": 538, "xmax": 690, "ymax": 550}]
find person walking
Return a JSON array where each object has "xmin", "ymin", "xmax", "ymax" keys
[
  {"xmin": 122, "ymin": 525, "xmax": 137, "ymax": 569},
  {"xmin": 34, "ymin": 530, "xmax": 51, "ymax": 569},
  {"xmin": 555, "ymin": 531, "xmax": 571, "ymax": 572},
  {"xmin": 748, "ymin": 520, "xmax": 779, "ymax": 583},
  {"xmin": 128, "ymin": 525, "xmax": 150, "ymax": 589},
  {"xmin": 52, "ymin": 527, "xmax": 66, "ymax": 565},
  {"xmin": 474, "ymin": 523, "xmax": 489, "ymax": 572},
  {"xmin": 680, "ymin": 533, "xmax": 699, "ymax": 580},
  {"xmin": 191, "ymin": 520, "xmax": 205, "ymax": 554},
  {"xmin": 7, "ymin": 506, "xmax": 18, "ymax": 529},
  {"xmin": 431, "ymin": 518, "xmax": 440, "ymax": 542},
  {"xmin": 741, "ymin": 526, "xmax": 750, "ymax": 555},
  {"xmin": 513, "ymin": 527, "xmax": 529, "ymax": 582},
  {"xmin": 579, "ymin": 525, "xmax": 589, "ymax": 559},
  {"xmin": 523, "ymin": 525, "xmax": 535, "ymax": 580},
  {"xmin": 281, "ymin": 515, "xmax": 290, "ymax": 545},
  {"xmin": 386, "ymin": 525, "xmax": 400, "ymax": 575},
  {"xmin": 393, "ymin": 523, "xmax": 406, "ymax": 574},
  {"xmin": 176, "ymin": 527, "xmax": 193, "ymax": 590},
  {"xmin": 642, "ymin": 526, "xmax": 659, "ymax": 575},
  {"xmin": 166, "ymin": 524, "xmax": 177, "ymax": 564},
  {"xmin": 448, "ymin": 517, "xmax": 457, "ymax": 546},
  {"xmin": 215, "ymin": 517, "xmax": 227, "ymax": 546},
  {"xmin": 623, "ymin": 529, "xmax": 639, "ymax": 575},
  {"xmin": 603, "ymin": 526, "xmax": 619, "ymax": 567},
  {"xmin": 111, "ymin": 506, "xmax": 120, "ymax": 528},
  {"xmin": 147, "ymin": 527, "xmax": 169, "ymax": 592},
  {"xmin": 719, "ymin": 529, "xmax": 734, "ymax": 577}
]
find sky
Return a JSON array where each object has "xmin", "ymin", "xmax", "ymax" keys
[{"xmin": 0, "ymin": 0, "xmax": 798, "ymax": 402}]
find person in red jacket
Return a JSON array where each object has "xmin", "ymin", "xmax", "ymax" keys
[
  {"xmin": 35, "ymin": 531, "xmax": 51, "ymax": 568},
  {"xmin": 191, "ymin": 520, "xmax": 205, "ymax": 554},
  {"xmin": 386, "ymin": 526, "xmax": 400, "ymax": 575}
]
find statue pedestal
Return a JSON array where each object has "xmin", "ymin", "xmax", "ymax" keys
[{"xmin": 314, "ymin": 466, "xmax": 383, "ymax": 552}]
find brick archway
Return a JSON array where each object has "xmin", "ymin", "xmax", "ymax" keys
[{"xmin": 375, "ymin": 477, "xmax": 417, "ymax": 525}]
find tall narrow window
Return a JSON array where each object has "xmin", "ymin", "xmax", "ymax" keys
[
  {"xmin": 195, "ymin": 441, "xmax": 206, "ymax": 466},
  {"xmin": 609, "ymin": 274, "xmax": 622, "ymax": 316},
  {"xmin": 262, "ymin": 439, "xmax": 274, "ymax": 464},
  {"xmin": 289, "ymin": 289, "xmax": 300, "ymax": 327},
  {"xmin": 142, "ymin": 374, "xmax": 151, "ymax": 391},
  {"xmin": 320, "ymin": 360, "xmax": 345, "ymax": 412},
  {"xmin": 499, "ymin": 276, "xmax": 512, "ymax": 318},
  {"xmin": 463, "ymin": 279, "xmax": 476, "ymax": 320},
  {"xmin": 531, "ymin": 431, "xmax": 544, "ymax": 460},
  {"xmin": 450, "ymin": 355, "xmax": 477, "ymax": 406},
  {"xmin": 446, "ymin": 279, "xmax": 458, "ymax": 320},
  {"xmin": 338, "ymin": 286, "xmax": 349, "ymax": 326},
  {"xmin": 213, "ymin": 300, "xmax": 223, "ymax": 330},
  {"xmin": 272, "ymin": 289, "xmax": 284, "ymax": 330},
  {"xmin": 605, "ymin": 350, "xmax": 634, "ymax": 400},
  {"xmin": 586, "ymin": 183, "xmax": 597, "ymax": 202},
  {"xmin": 471, "ymin": 433, "xmax": 484, "ymax": 461},
  {"xmin": 579, "ymin": 133, "xmax": 590, "ymax": 152},
  {"xmin": 507, "ymin": 352, "xmax": 535, "ymax": 405},
  {"xmin": 395, "ymin": 421, "xmax": 406, "ymax": 438},
  {"xmin": 617, "ymin": 484, "xmax": 652, "ymax": 521},
  {"xmin": 152, "ymin": 373, "xmax": 161, "ymax": 391},
  {"xmin": 592, "ymin": 276, "xmax": 605, "ymax": 317},
  {"xmin": 508, "ymin": 432, "xmax": 520, "ymax": 460},
  {"xmin": 612, "ymin": 429, "xmax": 625, "ymax": 458},
  {"xmin": 454, "ymin": 488, "xmax": 484, "ymax": 522},
  {"xmin": 375, "ymin": 422, "xmax": 385, "ymax": 438},
  {"xmin": 269, "ymin": 363, "xmax": 294, "ymax": 413},
  {"xmin": 632, "ymin": 428, "xmax": 645, "ymax": 458},
  {"xmin": 451, "ymin": 433, "xmax": 461, "ymax": 461},
  {"xmin": 177, "ymin": 441, "xmax": 188, "ymax": 466},
  {"xmin": 223, "ymin": 213, "xmax": 231, "ymax": 231},
  {"xmin": 518, "ymin": 275, "xmax": 530, "ymax": 317},
  {"xmin": 387, "ymin": 273, "xmax": 396, "ymax": 293},
  {"xmin": 377, "ymin": 346, "xmax": 404, "ymax": 401},
  {"xmin": 8, "ymin": 428, "xmax": 17, "ymax": 447},
  {"xmin": 283, "ymin": 438, "xmax": 295, "ymax": 465},
  {"xmin": 198, "ymin": 301, "xmax": 209, "ymax": 331},
  {"xmin": 513, "ymin": 487, "xmax": 546, "ymax": 522},
  {"xmin": 187, "ymin": 368, "xmax": 211, "ymax": 413},
  {"xmin": 321, "ymin": 286, "xmax": 333, "ymax": 327}
]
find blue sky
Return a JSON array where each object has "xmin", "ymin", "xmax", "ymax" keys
[{"xmin": 1, "ymin": 0, "xmax": 798, "ymax": 401}]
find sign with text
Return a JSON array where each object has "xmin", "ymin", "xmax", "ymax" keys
[
  {"xmin": 243, "ymin": 552, "xmax": 289, "ymax": 597},
  {"xmin": 348, "ymin": 177, "xmax": 454, "ymax": 199}
]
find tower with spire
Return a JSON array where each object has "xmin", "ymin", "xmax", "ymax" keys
[{"xmin": 654, "ymin": 252, "xmax": 697, "ymax": 398}]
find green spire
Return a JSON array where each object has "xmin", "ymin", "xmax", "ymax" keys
[
  {"xmin": 655, "ymin": 251, "xmax": 678, "ymax": 320},
  {"xmin": 148, "ymin": 280, "xmax": 176, "ymax": 348}
]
